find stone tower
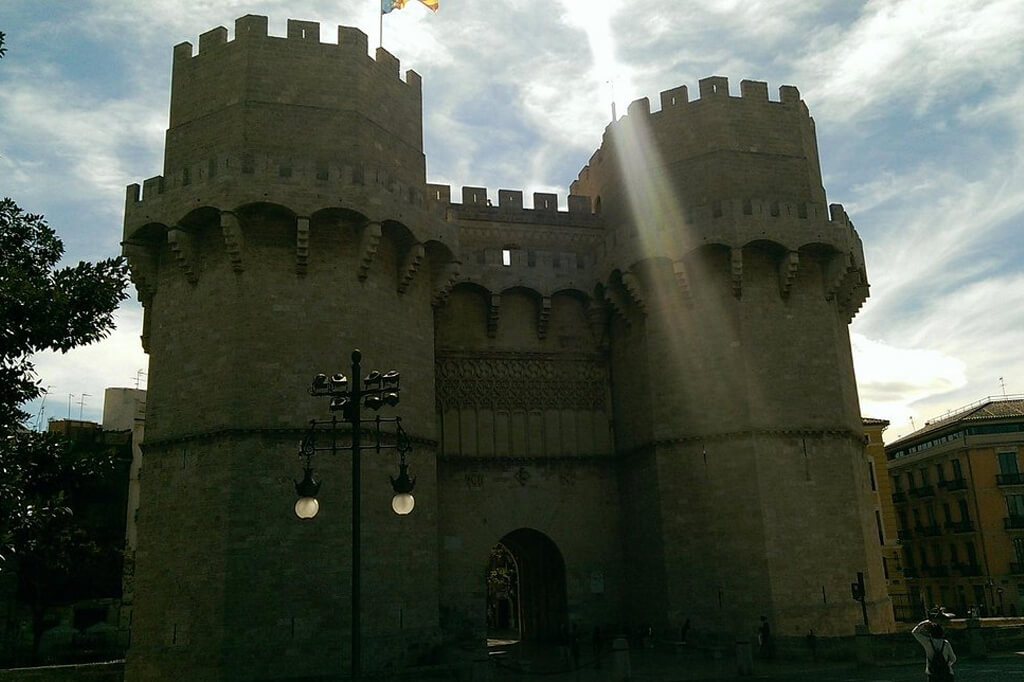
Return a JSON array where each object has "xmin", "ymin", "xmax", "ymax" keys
[
  {"xmin": 122, "ymin": 16, "xmax": 887, "ymax": 681},
  {"xmin": 569, "ymin": 79, "xmax": 882, "ymax": 634},
  {"xmin": 121, "ymin": 16, "xmax": 450, "ymax": 681}
]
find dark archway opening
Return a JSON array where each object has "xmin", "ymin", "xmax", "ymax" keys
[{"xmin": 486, "ymin": 528, "xmax": 568, "ymax": 643}]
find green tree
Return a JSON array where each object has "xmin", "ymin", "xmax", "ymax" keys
[{"xmin": 1, "ymin": 197, "xmax": 129, "ymax": 656}]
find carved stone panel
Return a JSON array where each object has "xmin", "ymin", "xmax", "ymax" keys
[{"xmin": 435, "ymin": 352, "xmax": 608, "ymax": 412}]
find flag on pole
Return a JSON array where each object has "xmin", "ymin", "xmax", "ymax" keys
[{"xmin": 382, "ymin": 0, "xmax": 438, "ymax": 13}]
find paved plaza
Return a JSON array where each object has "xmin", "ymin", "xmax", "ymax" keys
[{"xmin": 487, "ymin": 643, "xmax": 1024, "ymax": 682}]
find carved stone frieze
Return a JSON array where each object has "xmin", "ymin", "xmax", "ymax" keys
[{"xmin": 435, "ymin": 352, "xmax": 608, "ymax": 411}]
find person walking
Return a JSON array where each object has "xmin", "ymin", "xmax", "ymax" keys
[{"xmin": 911, "ymin": 619, "xmax": 956, "ymax": 680}]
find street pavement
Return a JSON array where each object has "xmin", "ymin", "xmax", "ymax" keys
[{"xmin": 487, "ymin": 643, "xmax": 1024, "ymax": 682}]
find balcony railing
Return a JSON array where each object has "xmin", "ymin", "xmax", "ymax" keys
[
  {"xmin": 953, "ymin": 562, "xmax": 982, "ymax": 577},
  {"xmin": 902, "ymin": 567, "xmax": 917, "ymax": 579},
  {"xmin": 944, "ymin": 519, "xmax": 974, "ymax": 533},
  {"xmin": 924, "ymin": 565, "xmax": 949, "ymax": 578},
  {"xmin": 997, "ymin": 472, "xmax": 1024, "ymax": 486},
  {"xmin": 892, "ymin": 490, "xmax": 908, "ymax": 504},
  {"xmin": 940, "ymin": 477, "xmax": 968, "ymax": 491},
  {"xmin": 909, "ymin": 485, "xmax": 936, "ymax": 499},
  {"xmin": 915, "ymin": 524, "xmax": 942, "ymax": 537},
  {"xmin": 1011, "ymin": 562, "xmax": 1024, "ymax": 575},
  {"xmin": 897, "ymin": 529, "xmax": 913, "ymax": 542},
  {"xmin": 1004, "ymin": 516, "xmax": 1024, "ymax": 530}
]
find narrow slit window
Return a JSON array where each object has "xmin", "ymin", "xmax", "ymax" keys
[{"xmin": 501, "ymin": 249, "xmax": 511, "ymax": 267}]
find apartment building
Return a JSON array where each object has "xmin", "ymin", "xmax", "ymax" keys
[{"xmin": 886, "ymin": 396, "xmax": 1024, "ymax": 618}]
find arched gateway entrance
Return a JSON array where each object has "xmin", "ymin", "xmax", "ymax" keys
[{"xmin": 486, "ymin": 528, "xmax": 568, "ymax": 642}]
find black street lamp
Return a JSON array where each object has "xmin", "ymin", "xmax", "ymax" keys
[
  {"xmin": 293, "ymin": 349, "xmax": 414, "ymax": 681},
  {"xmin": 850, "ymin": 571, "xmax": 869, "ymax": 628}
]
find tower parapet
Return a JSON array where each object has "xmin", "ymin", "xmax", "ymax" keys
[
  {"xmin": 160, "ymin": 15, "xmax": 424, "ymax": 217},
  {"xmin": 573, "ymin": 76, "xmax": 826, "ymax": 214},
  {"xmin": 572, "ymin": 76, "xmax": 866, "ymax": 319}
]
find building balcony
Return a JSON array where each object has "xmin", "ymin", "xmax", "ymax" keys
[
  {"xmin": 1004, "ymin": 516, "xmax": 1024, "ymax": 530},
  {"xmin": 997, "ymin": 472, "xmax": 1024, "ymax": 486},
  {"xmin": 944, "ymin": 519, "xmax": 974, "ymax": 533},
  {"xmin": 953, "ymin": 562, "xmax": 982, "ymax": 577},
  {"xmin": 897, "ymin": 529, "xmax": 913, "ymax": 542},
  {"xmin": 923, "ymin": 565, "xmax": 950, "ymax": 578},
  {"xmin": 902, "ymin": 568, "xmax": 917, "ymax": 579},
  {"xmin": 892, "ymin": 490, "xmax": 908, "ymax": 504},
  {"xmin": 909, "ymin": 485, "xmax": 936, "ymax": 499},
  {"xmin": 915, "ymin": 524, "xmax": 942, "ymax": 537},
  {"xmin": 940, "ymin": 477, "xmax": 968, "ymax": 492},
  {"xmin": 1011, "ymin": 562, "xmax": 1024, "ymax": 575}
]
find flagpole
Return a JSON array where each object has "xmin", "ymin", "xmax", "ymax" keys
[{"xmin": 379, "ymin": 7, "xmax": 383, "ymax": 49}]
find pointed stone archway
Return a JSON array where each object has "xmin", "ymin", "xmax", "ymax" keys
[{"xmin": 486, "ymin": 528, "xmax": 568, "ymax": 642}]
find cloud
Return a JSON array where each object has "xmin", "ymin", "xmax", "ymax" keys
[
  {"xmin": 4, "ymin": 0, "xmax": 1023, "ymax": 449},
  {"xmin": 797, "ymin": 0, "xmax": 1024, "ymax": 123},
  {"xmin": 852, "ymin": 333, "xmax": 966, "ymax": 431},
  {"xmin": 24, "ymin": 303, "xmax": 149, "ymax": 428}
]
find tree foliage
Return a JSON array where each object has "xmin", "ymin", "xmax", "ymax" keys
[{"xmin": 0, "ymin": 197, "xmax": 130, "ymax": 569}]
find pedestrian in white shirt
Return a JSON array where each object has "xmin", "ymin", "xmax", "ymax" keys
[{"xmin": 911, "ymin": 619, "xmax": 956, "ymax": 681}]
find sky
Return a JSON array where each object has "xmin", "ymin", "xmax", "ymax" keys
[{"xmin": 1, "ymin": 0, "xmax": 1022, "ymax": 443}]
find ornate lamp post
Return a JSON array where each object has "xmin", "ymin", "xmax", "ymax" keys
[{"xmin": 293, "ymin": 349, "xmax": 414, "ymax": 681}]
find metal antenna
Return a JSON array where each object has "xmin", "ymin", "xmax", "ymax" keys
[
  {"xmin": 999, "ymin": 377, "xmax": 1007, "ymax": 396},
  {"xmin": 34, "ymin": 385, "xmax": 52, "ymax": 431}
]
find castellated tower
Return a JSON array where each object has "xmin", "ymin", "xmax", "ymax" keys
[
  {"xmin": 122, "ymin": 15, "xmax": 887, "ymax": 681},
  {"xmin": 569, "ymin": 77, "xmax": 884, "ymax": 636},
  {"xmin": 121, "ymin": 16, "xmax": 451, "ymax": 681}
]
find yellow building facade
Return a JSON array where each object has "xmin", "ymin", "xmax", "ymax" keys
[
  {"xmin": 886, "ymin": 397, "xmax": 1024, "ymax": 618},
  {"xmin": 863, "ymin": 418, "xmax": 916, "ymax": 622}
]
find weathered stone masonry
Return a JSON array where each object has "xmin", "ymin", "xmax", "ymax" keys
[{"xmin": 122, "ymin": 15, "xmax": 886, "ymax": 681}]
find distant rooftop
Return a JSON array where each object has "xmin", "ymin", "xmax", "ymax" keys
[{"xmin": 887, "ymin": 394, "xmax": 1024, "ymax": 453}]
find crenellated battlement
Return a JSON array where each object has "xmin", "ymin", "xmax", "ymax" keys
[
  {"xmin": 572, "ymin": 76, "xmax": 822, "ymax": 212},
  {"xmin": 122, "ymin": 149, "xmax": 455, "ymax": 252},
  {"xmin": 162, "ymin": 15, "xmax": 426, "ymax": 203},
  {"xmin": 424, "ymin": 184, "xmax": 598, "ymax": 227},
  {"xmin": 172, "ymin": 16, "xmax": 418, "ymax": 88},
  {"xmin": 636, "ymin": 76, "xmax": 803, "ymax": 114}
]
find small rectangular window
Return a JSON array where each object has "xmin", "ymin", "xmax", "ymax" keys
[
  {"xmin": 502, "ymin": 249, "xmax": 511, "ymax": 267},
  {"xmin": 998, "ymin": 451, "xmax": 1019, "ymax": 474},
  {"xmin": 1007, "ymin": 494, "xmax": 1024, "ymax": 517}
]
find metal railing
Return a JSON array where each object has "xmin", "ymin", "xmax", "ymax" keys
[
  {"xmin": 1004, "ymin": 516, "xmax": 1024, "ymax": 530},
  {"xmin": 944, "ymin": 519, "xmax": 974, "ymax": 533},
  {"xmin": 997, "ymin": 472, "xmax": 1024, "ymax": 486},
  {"xmin": 909, "ymin": 485, "xmax": 936, "ymax": 498}
]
